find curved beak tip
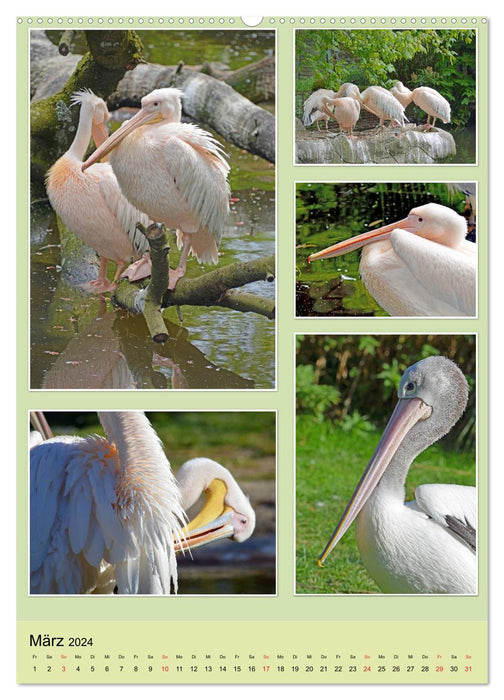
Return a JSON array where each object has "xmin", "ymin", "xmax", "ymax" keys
[{"xmin": 317, "ymin": 559, "xmax": 324, "ymax": 568}]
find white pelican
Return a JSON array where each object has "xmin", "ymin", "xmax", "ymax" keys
[
  {"xmin": 302, "ymin": 89, "xmax": 338, "ymax": 130},
  {"xmin": 82, "ymin": 88, "xmax": 230, "ymax": 290},
  {"xmin": 336, "ymin": 83, "xmax": 407, "ymax": 128},
  {"xmin": 308, "ymin": 202, "xmax": 476, "ymax": 317},
  {"xmin": 318, "ymin": 356, "xmax": 476, "ymax": 594},
  {"xmin": 46, "ymin": 90, "xmax": 150, "ymax": 293},
  {"xmin": 30, "ymin": 411, "xmax": 255, "ymax": 594},
  {"xmin": 319, "ymin": 96, "xmax": 361, "ymax": 137},
  {"xmin": 391, "ymin": 82, "xmax": 451, "ymax": 129}
]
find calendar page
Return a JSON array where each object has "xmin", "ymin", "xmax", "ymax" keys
[{"xmin": 17, "ymin": 13, "xmax": 488, "ymax": 685}]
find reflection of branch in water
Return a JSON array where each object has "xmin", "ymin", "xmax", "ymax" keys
[
  {"xmin": 115, "ymin": 314, "xmax": 255, "ymax": 390},
  {"xmin": 41, "ymin": 310, "xmax": 255, "ymax": 389}
]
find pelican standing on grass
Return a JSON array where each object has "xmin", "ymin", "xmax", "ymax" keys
[
  {"xmin": 46, "ymin": 90, "xmax": 151, "ymax": 293},
  {"xmin": 391, "ymin": 82, "xmax": 451, "ymax": 130},
  {"xmin": 318, "ymin": 356, "xmax": 476, "ymax": 594},
  {"xmin": 30, "ymin": 411, "xmax": 255, "ymax": 594},
  {"xmin": 82, "ymin": 88, "xmax": 230, "ymax": 290},
  {"xmin": 308, "ymin": 202, "xmax": 476, "ymax": 317}
]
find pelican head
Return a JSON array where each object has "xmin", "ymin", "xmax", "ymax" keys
[
  {"xmin": 71, "ymin": 89, "xmax": 110, "ymax": 146},
  {"xmin": 308, "ymin": 203, "xmax": 468, "ymax": 263},
  {"xmin": 81, "ymin": 88, "xmax": 184, "ymax": 171},
  {"xmin": 317, "ymin": 356, "xmax": 468, "ymax": 567},
  {"xmin": 174, "ymin": 457, "xmax": 256, "ymax": 553}
]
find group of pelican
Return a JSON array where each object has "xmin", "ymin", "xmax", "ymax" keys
[
  {"xmin": 30, "ymin": 411, "xmax": 255, "ymax": 594},
  {"xmin": 46, "ymin": 88, "xmax": 230, "ymax": 293},
  {"xmin": 302, "ymin": 82, "xmax": 450, "ymax": 136}
]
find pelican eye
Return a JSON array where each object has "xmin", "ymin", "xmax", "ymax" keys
[
  {"xmin": 404, "ymin": 381, "xmax": 416, "ymax": 394},
  {"xmin": 418, "ymin": 217, "xmax": 423, "ymax": 222}
]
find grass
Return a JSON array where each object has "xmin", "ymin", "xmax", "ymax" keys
[{"xmin": 296, "ymin": 414, "xmax": 475, "ymax": 595}]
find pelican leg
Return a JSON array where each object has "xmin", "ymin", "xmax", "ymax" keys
[
  {"xmin": 88, "ymin": 257, "xmax": 116, "ymax": 293},
  {"xmin": 168, "ymin": 233, "xmax": 191, "ymax": 290}
]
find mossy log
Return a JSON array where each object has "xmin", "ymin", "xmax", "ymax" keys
[
  {"xmin": 30, "ymin": 30, "xmax": 144, "ymax": 197},
  {"xmin": 30, "ymin": 30, "xmax": 275, "ymax": 170},
  {"xmin": 114, "ymin": 251, "xmax": 275, "ymax": 343}
]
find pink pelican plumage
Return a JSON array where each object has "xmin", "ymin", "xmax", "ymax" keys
[
  {"xmin": 46, "ymin": 90, "xmax": 150, "ymax": 293},
  {"xmin": 82, "ymin": 88, "xmax": 230, "ymax": 290},
  {"xmin": 391, "ymin": 81, "xmax": 451, "ymax": 129},
  {"xmin": 30, "ymin": 411, "xmax": 255, "ymax": 594},
  {"xmin": 308, "ymin": 202, "xmax": 476, "ymax": 317},
  {"xmin": 319, "ymin": 96, "xmax": 361, "ymax": 137},
  {"xmin": 336, "ymin": 83, "xmax": 407, "ymax": 128},
  {"xmin": 318, "ymin": 356, "xmax": 476, "ymax": 594},
  {"xmin": 302, "ymin": 89, "xmax": 338, "ymax": 130}
]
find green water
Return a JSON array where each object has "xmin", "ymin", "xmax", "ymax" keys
[{"xmin": 137, "ymin": 29, "xmax": 275, "ymax": 70}]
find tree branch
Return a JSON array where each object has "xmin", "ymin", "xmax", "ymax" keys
[{"xmin": 113, "ymin": 254, "xmax": 275, "ymax": 342}]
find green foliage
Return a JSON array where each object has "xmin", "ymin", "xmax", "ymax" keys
[
  {"xmin": 296, "ymin": 334, "xmax": 476, "ymax": 450},
  {"xmin": 296, "ymin": 364, "xmax": 340, "ymax": 422},
  {"xmin": 339, "ymin": 410, "xmax": 375, "ymax": 436},
  {"xmin": 296, "ymin": 29, "xmax": 476, "ymax": 129},
  {"xmin": 376, "ymin": 359, "xmax": 405, "ymax": 401}
]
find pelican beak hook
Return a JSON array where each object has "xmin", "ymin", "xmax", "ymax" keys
[{"xmin": 174, "ymin": 478, "xmax": 235, "ymax": 553}]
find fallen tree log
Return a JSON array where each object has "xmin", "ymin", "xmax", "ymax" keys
[
  {"xmin": 30, "ymin": 31, "xmax": 275, "ymax": 172},
  {"xmin": 200, "ymin": 56, "xmax": 275, "ymax": 103},
  {"xmin": 112, "ymin": 63, "xmax": 275, "ymax": 163},
  {"xmin": 113, "ymin": 234, "xmax": 275, "ymax": 342}
]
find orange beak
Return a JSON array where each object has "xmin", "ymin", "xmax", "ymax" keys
[{"xmin": 308, "ymin": 215, "xmax": 417, "ymax": 263}]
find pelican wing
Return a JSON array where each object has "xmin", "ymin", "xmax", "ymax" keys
[
  {"xmin": 415, "ymin": 483, "xmax": 477, "ymax": 552},
  {"xmin": 163, "ymin": 129, "xmax": 230, "ymax": 238},
  {"xmin": 94, "ymin": 163, "xmax": 150, "ymax": 256},
  {"xmin": 30, "ymin": 415, "xmax": 186, "ymax": 595},
  {"xmin": 415, "ymin": 88, "xmax": 451, "ymax": 121},
  {"xmin": 302, "ymin": 89, "xmax": 335, "ymax": 125},
  {"xmin": 31, "ymin": 436, "xmax": 176, "ymax": 594},
  {"xmin": 30, "ymin": 436, "xmax": 124, "ymax": 593},
  {"xmin": 390, "ymin": 230, "xmax": 476, "ymax": 316}
]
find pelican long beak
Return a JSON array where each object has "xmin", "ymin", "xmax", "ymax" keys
[
  {"xmin": 174, "ymin": 478, "xmax": 235, "ymax": 553},
  {"xmin": 307, "ymin": 215, "xmax": 416, "ymax": 263},
  {"xmin": 91, "ymin": 118, "xmax": 110, "ymax": 149},
  {"xmin": 317, "ymin": 396, "xmax": 432, "ymax": 567},
  {"xmin": 30, "ymin": 411, "xmax": 53, "ymax": 441},
  {"xmin": 82, "ymin": 108, "xmax": 159, "ymax": 170}
]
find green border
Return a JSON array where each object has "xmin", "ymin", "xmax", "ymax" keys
[{"xmin": 17, "ymin": 16, "xmax": 488, "ymax": 684}]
